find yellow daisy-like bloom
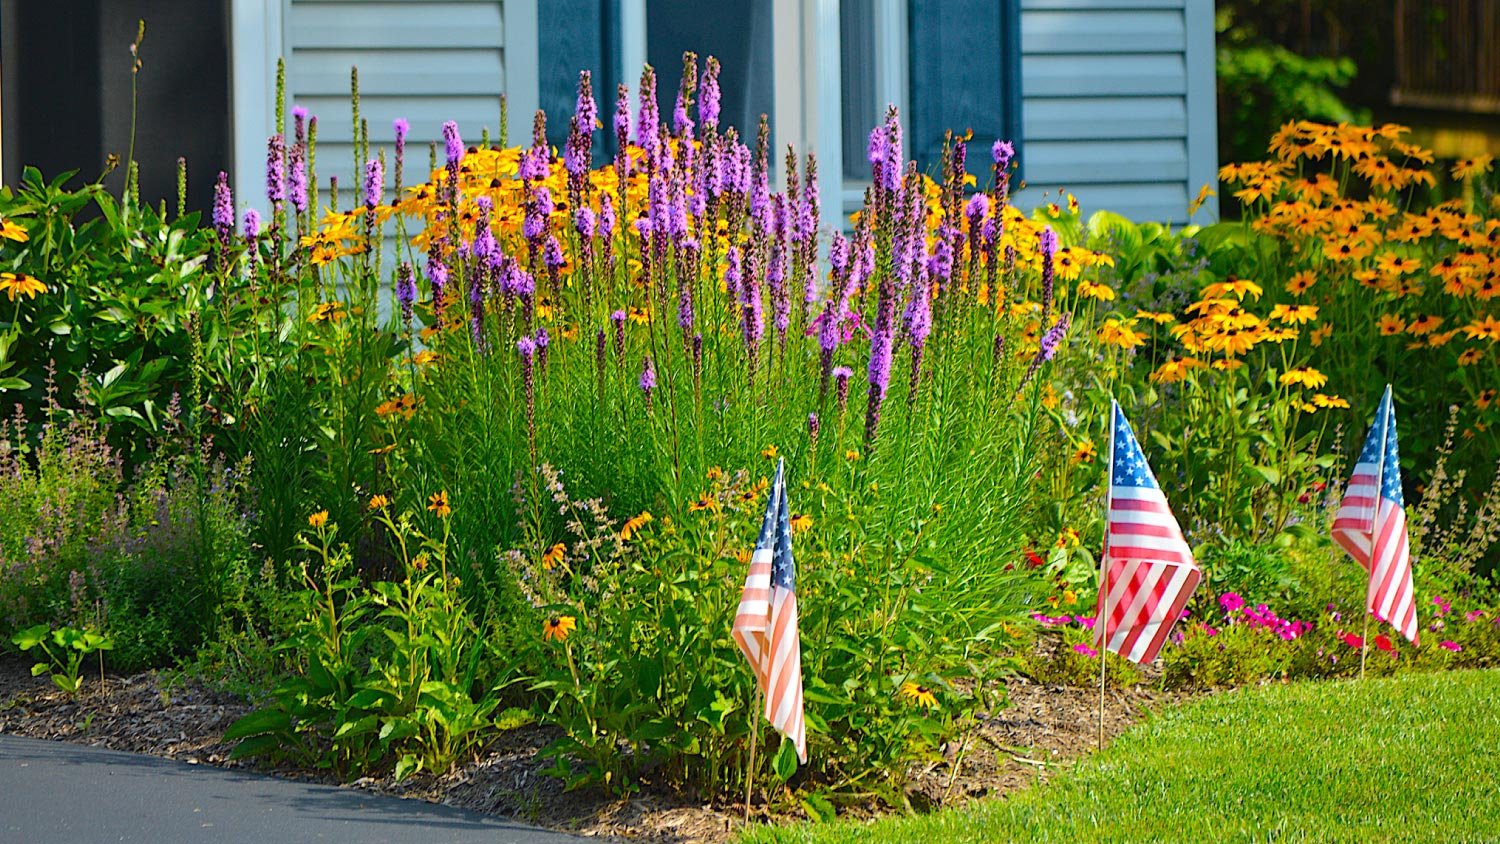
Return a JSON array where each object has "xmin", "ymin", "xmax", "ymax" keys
[
  {"xmin": 1202, "ymin": 277, "xmax": 1263, "ymax": 301},
  {"xmin": 1071, "ymin": 439, "xmax": 1097, "ymax": 464},
  {"xmin": 1285, "ymin": 270, "xmax": 1317, "ymax": 295},
  {"xmin": 1212, "ymin": 358, "xmax": 1245, "ymax": 372},
  {"xmin": 1096, "ymin": 318, "xmax": 1145, "ymax": 349},
  {"xmin": 706, "ymin": 466, "xmax": 724, "ymax": 481},
  {"xmin": 1075, "ymin": 280, "xmax": 1116, "ymax": 301},
  {"xmin": 1375, "ymin": 253, "xmax": 1421, "ymax": 276},
  {"xmin": 1476, "ymin": 389, "xmax": 1497, "ymax": 410},
  {"xmin": 368, "ymin": 494, "xmax": 390, "ymax": 511},
  {"xmin": 1279, "ymin": 367, "xmax": 1328, "ymax": 389},
  {"xmin": 1458, "ymin": 348, "xmax": 1485, "ymax": 366},
  {"xmin": 0, "ymin": 219, "xmax": 29, "ymax": 242},
  {"xmin": 411, "ymin": 349, "xmax": 439, "ymax": 366},
  {"xmin": 1134, "ymin": 310, "xmax": 1176, "ymax": 325},
  {"xmin": 308, "ymin": 301, "xmax": 346, "ymax": 323},
  {"xmin": 542, "ymin": 615, "xmax": 577, "ymax": 642},
  {"xmin": 427, "ymin": 490, "xmax": 451, "ymax": 518},
  {"xmin": 761, "ymin": 444, "xmax": 779, "ymax": 460},
  {"xmin": 1452, "ymin": 154, "xmax": 1494, "ymax": 181},
  {"xmin": 688, "ymin": 495, "xmax": 720, "ymax": 514},
  {"xmin": 789, "ymin": 513, "xmax": 813, "ymax": 533},
  {"xmin": 542, "ymin": 543, "xmax": 566, "ymax": 570},
  {"xmin": 1150, "ymin": 356, "xmax": 1203, "ymax": 384},
  {"xmin": 845, "ymin": 449, "xmax": 861, "ymax": 462},
  {"xmin": 1406, "ymin": 315, "xmax": 1443, "ymax": 336},
  {"xmin": 898, "ymin": 681, "xmax": 939, "ymax": 710},
  {"xmin": 1377, "ymin": 314, "xmax": 1407, "ymax": 336},
  {"xmin": 308, "ymin": 510, "xmax": 329, "ymax": 528},
  {"xmin": 1310, "ymin": 323, "xmax": 1334, "ymax": 347},
  {"xmin": 1428, "ymin": 329, "xmax": 1459, "ymax": 349},
  {"xmin": 1464, "ymin": 315, "xmax": 1500, "ymax": 341},
  {"xmin": 1269, "ymin": 304, "xmax": 1319, "ymax": 325},
  {"xmin": 1312, "ymin": 393, "xmax": 1350, "ymax": 409},
  {"xmin": 620, "ymin": 511, "xmax": 653, "ymax": 540},
  {"xmin": 0, "ymin": 272, "xmax": 45, "ymax": 301}
]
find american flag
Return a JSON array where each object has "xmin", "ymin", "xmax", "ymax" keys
[
  {"xmin": 731, "ymin": 459, "xmax": 807, "ymax": 763},
  {"xmin": 1332, "ymin": 386, "xmax": 1417, "ymax": 643},
  {"xmin": 1094, "ymin": 401, "xmax": 1202, "ymax": 664}
]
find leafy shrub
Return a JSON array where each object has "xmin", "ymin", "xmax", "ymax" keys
[
  {"xmin": 226, "ymin": 507, "xmax": 512, "ymax": 782},
  {"xmin": 0, "ymin": 404, "xmax": 252, "ymax": 670}
]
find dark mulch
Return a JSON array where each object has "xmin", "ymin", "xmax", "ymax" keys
[{"xmin": 0, "ymin": 651, "xmax": 1199, "ymax": 843}]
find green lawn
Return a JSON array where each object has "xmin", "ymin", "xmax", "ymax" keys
[{"xmin": 745, "ymin": 670, "xmax": 1500, "ymax": 844}]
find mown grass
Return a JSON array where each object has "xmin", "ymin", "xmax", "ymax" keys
[{"xmin": 745, "ymin": 670, "xmax": 1500, "ymax": 844}]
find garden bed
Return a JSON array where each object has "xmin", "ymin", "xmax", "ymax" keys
[{"xmin": 0, "ymin": 656, "xmax": 1192, "ymax": 843}]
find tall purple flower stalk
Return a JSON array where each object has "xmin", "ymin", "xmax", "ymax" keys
[
  {"xmin": 428, "ymin": 254, "xmax": 449, "ymax": 323},
  {"xmin": 292, "ymin": 106, "xmax": 308, "ymax": 146},
  {"xmin": 611, "ymin": 310, "xmax": 626, "ymax": 362},
  {"xmin": 363, "ymin": 158, "xmax": 383, "ymax": 209},
  {"xmin": 865, "ymin": 278, "xmax": 896, "ymax": 445},
  {"xmin": 517, "ymin": 336, "xmax": 537, "ymax": 459},
  {"xmin": 639, "ymin": 355, "xmax": 657, "ymax": 411},
  {"xmin": 536, "ymin": 327, "xmax": 551, "ymax": 373},
  {"xmin": 212, "ymin": 171, "xmax": 233, "ymax": 249},
  {"xmin": 396, "ymin": 261, "xmax": 416, "ymax": 328},
  {"xmin": 393, "ymin": 118, "xmax": 409, "ymax": 191},
  {"xmin": 833, "ymin": 366, "xmax": 853, "ymax": 415},
  {"xmin": 266, "ymin": 134, "xmax": 287, "ymax": 208},
  {"xmin": 1039, "ymin": 226, "xmax": 1058, "ymax": 320},
  {"xmin": 1019, "ymin": 311, "xmax": 1071, "ymax": 391},
  {"xmin": 905, "ymin": 266, "xmax": 932, "ymax": 402},
  {"xmin": 242, "ymin": 208, "xmax": 260, "ymax": 241},
  {"xmin": 289, "ymin": 145, "xmax": 308, "ymax": 215},
  {"xmin": 636, "ymin": 65, "xmax": 659, "ymax": 161},
  {"xmin": 699, "ymin": 56, "xmax": 721, "ymax": 131},
  {"xmin": 442, "ymin": 120, "xmax": 463, "ymax": 202}
]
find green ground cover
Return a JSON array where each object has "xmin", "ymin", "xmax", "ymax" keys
[{"xmin": 746, "ymin": 670, "xmax": 1500, "ymax": 844}]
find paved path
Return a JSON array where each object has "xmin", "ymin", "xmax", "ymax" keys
[{"xmin": 0, "ymin": 734, "xmax": 584, "ymax": 843}]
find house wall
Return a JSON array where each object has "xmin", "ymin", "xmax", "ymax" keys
[
  {"xmin": 232, "ymin": 0, "xmax": 538, "ymax": 213},
  {"xmin": 1012, "ymin": 0, "xmax": 1218, "ymax": 224}
]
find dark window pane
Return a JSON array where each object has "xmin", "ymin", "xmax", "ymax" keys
[
  {"xmin": 646, "ymin": 0, "xmax": 773, "ymax": 138},
  {"xmin": 841, "ymin": 0, "xmax": 880, "ymax": 181}
]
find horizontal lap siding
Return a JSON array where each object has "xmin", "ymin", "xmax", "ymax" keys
[
  {"xmin": 285, "ymin": 0, "xmax": 509, "ymax": 211},
  {"xmin": 1016, "ymin": 0, "xmax": 1206, "ymax": 224}
]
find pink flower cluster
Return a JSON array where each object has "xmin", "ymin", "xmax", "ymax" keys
[{"xmin": 1219, "ymin": 593, "xmax": 1313, "ymax": 640}]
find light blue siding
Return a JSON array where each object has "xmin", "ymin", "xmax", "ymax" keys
[
  {"xmin": 1013, "ymin": 0, "xmax": 1217, "ymax": 224},
  {"xmin": 280, "ymin": 0, "xmax": 535, "ymax": 211}
]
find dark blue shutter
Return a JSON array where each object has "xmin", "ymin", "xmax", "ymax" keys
[
  {"xmin": 538, "ymin": 0, "xmax": 614, "ymax": 152},
  {"xmin": 907, "ymin": 0, "xmax": 1022, "ymax": 178}
]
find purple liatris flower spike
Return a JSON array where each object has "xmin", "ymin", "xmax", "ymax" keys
[
  {"xmin": 363, "ymin": 158, "xmax": 383, "ymax": 209},
  {"xmin": 289, "ymin": 145, "xmax": 308, "ymax": 214},
  {"xmin": 639, "ymin": 355, "xmax": 657, "ymax": 409},
  {"xmin": 677, "ymin": 278, "xmax": 694, "ymax": 333},
  {"xmin": 1039, "ymin": 226, "xmax": 1058, "ymax": 318},
  {"xmin": 516, "ymin": 336, "xmax": 537, "ymax": 429},
  {"xmin": 1019, "ymin": 312, "xmax": 1071, "ymax": 390},
  {"xmin": 292, "ymin": 106, "xmax": 308, "ymax": 145},
  {"xmin": 428, "ymin": 254, "xmax": 449, "ymax": 318},
  {"xmin": 575, "ymin": 205, "xmax": 596, "ymax": 239},
  {"xmin": 832, "ymin": 366, "xmax": 853, "ymax": 414},
  {"xmin": 600, "ymin": 193, "xmax": 616, "ymax": 236},
  {"xmin": 396, "ymin": 262, "xmax": 416, "ymax": 325},
  {"xmin": 700, "ymin": 56, "xmax": 721, "ymax": 130},
  {"xmin": 636, "ymin": 65, "xmax": 659, "ymax": 158},
  {"xmin": 393, "ymin": 118, "xmax": 409, "ymax": 153},
  {"xmin": 575, "ymin": 70, "xmax": 597, "ymax": 132},
  {"xmin": 266, "ymin": 133, "xmax": 287, "ymax": 206},
  {"xmin": 807, "ymin": 412, "xmax": 820, "ymax": 444},
  {"xmin": 443, "ymin": 121, "xmax": 463, "ymax": 168},
  {"xmin": 611, "ymin": 309, "xmax": 626, "ymax": 360},
  {"xmin": 544, "ymin": 235, "xmax": 564, "ymax": 268},
  {"xmin": 242, "ymin": 208, "xmax": 260, "ymax": 240},
  {"xmin": 867, "ymin": 125, "xmax": 890, "ymax": 191},
  {"xmin": 724, "ymin": 244, "xmax": 742, "ymax": 300},
  {"xmin": 212, "ymin": 171, "xmax": 234, "ymax": 247},
  {"xmin": 535, "ymin": 326, "xmax": 550, "ymax": 371},
  {"xmin": 614, "ymin": 84, "xmax": 631, "ymax": 150},
  {"xmin": 992, "ymin": 139, "xmax": 1014, "ymax": 168}
]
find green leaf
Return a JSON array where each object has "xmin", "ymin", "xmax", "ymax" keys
[
  {"xmin": 223, "ymin": 708, "xmax": 293, "ymax": 741},
  {"xmin": 11, "ymin": 624, "xmax": 49, "ymax": 650},
  {"xmin": 771, "ymin": 736, "xmax": 800, "ymax": 782},
  {"xmin": 0, "ymin": 376, "xmax": 30, "ymax": 391}
]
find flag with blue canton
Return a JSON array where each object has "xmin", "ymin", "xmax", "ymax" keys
[
  {"xmin": 1094, "ymin": 400, "xmax": 1202, "ymax": 664},
  {"xmin": 732, "ymin": 459, "xmax": 807, "ymax": 763},
  {"xmin": 1332, "ymin": 385, "xmax": 1417, "ymax": 643}
]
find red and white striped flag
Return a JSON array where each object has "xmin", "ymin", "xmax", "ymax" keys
[
  {"xmin": 1093, "ymin": 401, "xmax": 1202, "ymax": 664},
  {"xmin": 1332, "ymin": 386, "xmax": 1418, "ymax": 643},
  {"xmin": 731, "ymin": 459, "xmax": 807, "ymax": 763}
]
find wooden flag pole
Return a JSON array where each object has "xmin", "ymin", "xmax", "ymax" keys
[
  {"xmin": 744, "ymin": 687, "xmax": 762, "ymax": 824},
  {"xmin": 1098, "ymin": 399, "xmax": 1118, "ymax": 751}
]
